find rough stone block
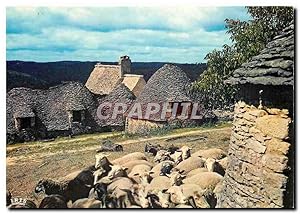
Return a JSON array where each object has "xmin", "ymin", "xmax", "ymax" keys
[
  {"xmin": 246, "ymin": 138, "xmax": 266, "ymax": 154},
  {"xmin": 256, "ymin": 115, "xmax": 291, "ymax": 139},
  {"xmin": 265, "ymin": 138, "xmax": 290, "ymax": 155},
  {"xmin": 249, "ymin": 109, "xmax": 267, "ymax": 117},
  {"xmin": 262, "ymin": 154, "xmax": 288, "ymax": 172},
  {"xmin": 263, "ymin": 171, "xmax": 288, "ymax": 189}
]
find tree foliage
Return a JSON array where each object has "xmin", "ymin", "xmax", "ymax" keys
[{"xmin": 191, "ymin": 6, "xmax": 294, "ymax": 110}]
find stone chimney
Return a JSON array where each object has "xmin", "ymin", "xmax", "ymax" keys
[{"xmin": 118, "ymin": 55, "xmax": 131, "ymax": 76}]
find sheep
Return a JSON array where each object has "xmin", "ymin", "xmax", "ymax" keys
[
  {"xmin": 156, "ymin": 190, "xmax": 171, "ymax": 208},
  {"xmin": 39, "ymin": 194, "xmax": 68, "ymax": 208},
  {"xmin": 97, "ymin": 140, "xmax": 123, "ymax": 152},
  {"xmin": 160, "ymin": 162, "xmax": 174, "ymax": 177},
  {"xmin": 93, "ymin": 167, "xmax": 107, "ymax": 184},
  {"xmin": 94, "ymin": 153, "xmax": 113, "ymax": 171},
  {"xmin": 154, "ymin": 150, "xmax": 172, "ymax": 163},
  {"xmin": 175, "ymin": 184, "xmax": 210, "ymax": 208},
  {"xmin": 128, "ymin": 164, "xmax": 152, "ymax": 184},
  {"xmin": 178, "ymin": 145, "xmax": 191, "ymax": 160},
  {"xmin": 106, "ymin": 177, "xmax": 137, "ymax": 208},
  {"xmin": 168, "ymin": 171, "xmax": 186, "ymax": 186},
  {"xmin": 217, "ymin": 156, "xmax": 229, "ymax": 170},
  {"xmin": 121, "ymin": 160, "xmax": 153, "ymax": 174},
  {"xmin": 205, "ymin": 158, "xmax": 226, "ymax": 176},
  {"xmin": 166, "ymin": 183, "xmax": 212, "ymax": 208},
  {"xmin": 112, "ymin": 152, "xmax": 147, "ymax": 165},
  {"xmin": 170, "ymin": 151, "xmax": 183, "ymax": 165},
  {"xmin": 146, "ymin": 176, "xmax": 172, "ymax": 194},
  {"xmin": 182, "ymin": 172, "xmax": 223, "ymax": 194},
  {"xmin": 173, "ymin": 156, "xmax": 206, "ymax": 175},
  {"xmin": 149, "ymin": 161, "xmax": 174, "ymax": 178},
  {"xmin": 145, "ymin": 143, "xmax": 162, "ymax": 156},
  {"xmin": 192, "ymin": 148, "xmax": 226, "ymax": 160},
  {"xmin": 106, "ymin": 165, "xmax": 128, "ymax": 180},
  {"xmin": 70, "ymin": 198, "xmax": 101, "ymax": 208},
  {"xmin": 186, "ymin": 168, "xmax": 208, "ymax": 178},
  {"xmin": 35, "ymin": 166, "xmax": 94, "ymax": 202}
]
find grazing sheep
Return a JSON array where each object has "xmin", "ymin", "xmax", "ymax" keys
[
  {"xmin": 205, "ymin": 158, "xmax": 226, "ymax": 176},
  {"xmin": 121, "ymin": 160, "xmax": 153, "ymax": 174},
  {"xmin": 71, "ymin": 198, "xmax": 101, "ymax": 208},
  {"xmin": 168, "ymin": 171, "xmax": 186, "ymax": 186},
  {"xmin": 112, "ymin": 152, "xmax": 147, "ymax": 165},
  {"xmin": 160, "ymin": 162, "xmax": 174, "ymax": 176},
  {"xmin": 186, "ymin": 168, "xmax": 208, "ymax": 178},
  {"xmin": 35, "ymin": 166, "xmax": 94, "ymax": 202},
  {"xmin": 192, "ymin": 148, "xmax": 226, "ymax": 160},
  {"xmin": 173, "ymin": 156, "xmax": 206, "ymax": 175},
  {"xmin": 145, "ymin": 143, "xmax": 162, "ymax": 156},
  {"xmin": 178, "ymin": 146, "xmax": 191, "ymax": 160},
  {"xmin": 149, "ymin": 161, "xmax": 174, "ymax": 178},
  {"xmin": 146, "ymin": 176, "xmax": 172, "ymax": 194},
  {"xmin": 183, "ymin": 172, "xmax": 223, "ymax": 193},
  {"xmin": 154, "ymin": 150, "xmax": 172, "ymax": 163},
  {"xmin": 217, "ymin": 157, "xmax": 228, "ymax": 170},
  {"xmin": 170, "ymin": 151, "xmax": 183, "ymax": 165},
  {"xmin": 96, "ymin": 140, "xmax": 123, "ymax": 152},
  {"xmin": 156, "ymin": 190, "xmax": 171, "ymax": 208},
  {"xmin": 39, "ymin": 195, "xmax": 68, "ymax": 208},
  {"xmin": 93, "ymin": 167, "xmax": 107, "ymax": 184},
  {"xmin": 107, "ymin": 165, "xmax": 128, "ymax": 180},
  {"xmin": 166, "ymin": 144, "xmax": 180, "ymax": 154},
  {"xmin": 94, "ymin": 153, "xmax": 113, "ymax": 171},
  {"xmin": 128, "ymin": 164, "xmax": 152, "ymax": 184}
]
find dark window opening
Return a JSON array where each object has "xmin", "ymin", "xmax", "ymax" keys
[
  {"xmin": 19, "ymin": 117, "xmax": 32, "ymax": 129},
  {"xmin": 73, "ymin": 111, "xmax": 82, "ymax": 122}
]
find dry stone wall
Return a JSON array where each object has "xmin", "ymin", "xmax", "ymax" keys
[{"xmin": 217, "ymin": 101, "xmax": 291, "ymax": 208}]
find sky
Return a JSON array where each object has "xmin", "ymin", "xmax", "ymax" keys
[{"xmin": 6, "ymin": 7, "xmax": 250, "ymax": 63}]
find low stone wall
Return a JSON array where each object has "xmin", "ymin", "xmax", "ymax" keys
[
  {"xmin": 217, "ymin": 101, "xmax": 292, "ymax": 208},
  {"xmin": 126, "ymin": 118, "xmax": 165, "ymax": 134}
]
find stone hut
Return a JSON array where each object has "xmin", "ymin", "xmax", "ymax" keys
[
  {"xmin": 85, "ymin": 55, "xmax": 146, "ymax": 96},
  {"xmin": 126, "ymin": 64, "xmax": 202, "ymax": 134},
  {"xmin": 97, "ymin": 83, "xmax": 136, "ymax": 131},
  {"xmin": 7, "ymin": 82, "xmax": 103, "ymax": 143},
  {"xmin": 218, "ymin": 22, "xmax": 294, "ymax": 208}
]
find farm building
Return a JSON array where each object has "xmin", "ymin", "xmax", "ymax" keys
[
  {"xmin": 218, "ymin": 21, "xmax": 294, "ymax": 208},
  {"xmin": 7, "ymin": 56, "xmax": 145, "ymax": 143},
  {"xmin": 7, "ymin": 82, "xmax": 99, "ymax": 143},
  {"xmin": 126, "ymin": 64, "xmax": 204, "ymax": 134},
  {"xmin": 85, "ymin": 55, "xmax": 146, "ymax": 96},
  {"xmin": 97, "ymin": 83, "xmax": 136, "ymax": 131}
]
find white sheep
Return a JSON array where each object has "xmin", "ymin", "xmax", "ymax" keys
[
  {"xmin": 173, "ymin": 156, "xmax": 206, "ymax": 175},
  {"xmin": 192, "ymin": 148, "xmax": 226, "ymax": 160},
  {"xmin": 112, "ymin": 152, "xmax": 147, "ymax": 165}
]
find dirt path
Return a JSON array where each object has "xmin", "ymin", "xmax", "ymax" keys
[{"xmin": 118, "ymin": 127, "xmax": 231, "ymax": 145}]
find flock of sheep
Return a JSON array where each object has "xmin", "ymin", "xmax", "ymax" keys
[{"xmin": 7, "ymin": 144, "xmax": 228, "ymax": 209}]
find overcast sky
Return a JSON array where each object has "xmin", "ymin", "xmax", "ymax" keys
[{"xmin": 6, "ymin": 7, "xmax": 250, "ymax": 63}]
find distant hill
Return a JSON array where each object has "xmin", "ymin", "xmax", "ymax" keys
[{"xmin": 6, "ymin": 61, "xmax": 207, "ymax": 91}]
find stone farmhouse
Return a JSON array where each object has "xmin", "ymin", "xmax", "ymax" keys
[
  {"xmin": 126, "ymin": 64, "xmax": 204, "ymax": 134},
  {"xmin": 7, "ymin": 56, "xmax": 140, "ymax": 143},
  {"xmin": 217, "ymin": 21, "xmax": 294, "ymax": 208}
]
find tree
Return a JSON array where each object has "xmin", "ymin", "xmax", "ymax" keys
[{"xmin": 191, "ymin": 6, "xmax": 294, "ymax": 110}]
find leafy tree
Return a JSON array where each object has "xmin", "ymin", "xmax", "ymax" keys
[{"xmin": 191, "ymin": 6, "xmax": 294, "ymax": 110}]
